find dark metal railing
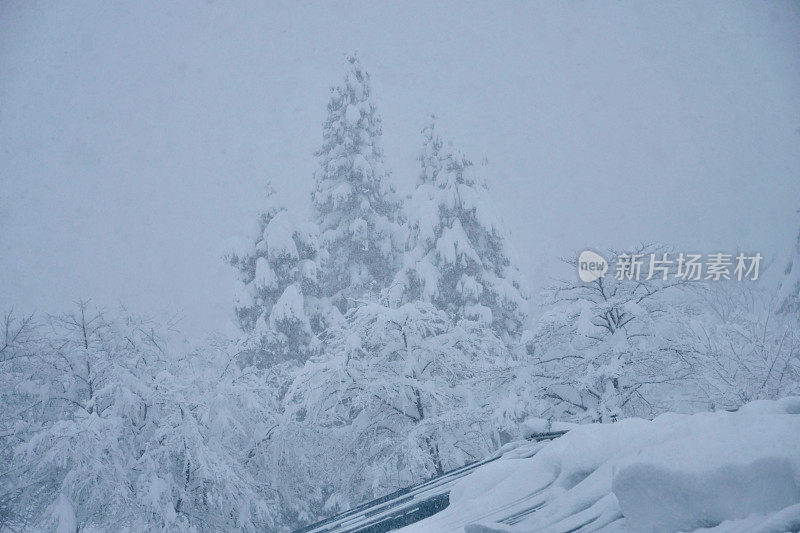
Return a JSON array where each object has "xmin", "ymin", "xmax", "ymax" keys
[{"xmin": 293, "ymin": 430, "xmax": 567, "ymax": 533}]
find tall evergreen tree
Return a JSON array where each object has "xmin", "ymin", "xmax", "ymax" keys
[
  {"xmin": 226, "ymin": 183, "xmax": 324, "ymax": 367},
  {"xmin": 391, "ymin": 119, "xmax": 530, "ymax": 344},
  {"xmin": 312, "ymin": 54, "xmax": 402, "ymax": 312}
]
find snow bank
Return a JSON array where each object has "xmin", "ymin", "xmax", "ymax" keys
[
  {"xmin": 402, "ymin": 397, "xmax": 800, "ymax": 533},
  {"xmin": 613, "ymin": 412, "xmax": 800, "ymax": 532}
]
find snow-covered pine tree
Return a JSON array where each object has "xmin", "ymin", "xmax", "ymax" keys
[
  {"xmin": 226, "ymin": 183, "xmax": 324, "ymax": 367},
  {"xmin": 391, "ymin": 119, "xmax": 529, "ymax": 344},
  {"xmin": 312, "ymin": 54, "xmax": 402, "ymax": 312}
]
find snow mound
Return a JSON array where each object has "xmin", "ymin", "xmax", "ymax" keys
[
  {"xmin": 613, "ymin": 413, "xmax": 800, "ymax": 532},
  {"xmin": 402, "ymin": 397, "xmax": 800, "ymax": 533},
  {"xmin": 520, "ymin": 417, "xmax": 550, "ymax": 437}
]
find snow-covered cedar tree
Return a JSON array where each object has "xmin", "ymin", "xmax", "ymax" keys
[
  {"xmin": 311, "ymin": 54, "xmax": 403, "ymax": 311},
  {"xmin": 226, "ymin": 182, "xmax": 326, "ymax": 367},
  {"xmin": 691, "ymin": 283, "xmax": 800, "ymax": 410},
  {"xmin": 778, "ymin": 213, "xmax": 800, "ymax": 316},
  {"xmin": 515, "ymin": 246, "xmax": 702, "ymax": 424},
  {"xmin": 3, "ymin": 304, "xmax": 282, "ymax": 531},
  {"xmin": 281, "ymin": 299, "xmax": 507, "ymax": 518},
  {"xmin": 390, "ymin": 119, "xmax": 529, "ymax": 345}
]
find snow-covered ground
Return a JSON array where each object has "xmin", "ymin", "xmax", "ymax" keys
[{"xmin": 402, "ymin": 398, "xmax": 800, "ymax": 533}]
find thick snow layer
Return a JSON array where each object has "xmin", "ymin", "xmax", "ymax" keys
[
  {"xmin": 269, "ymin": 284, "xmax": 308, "ymax": 329},
  {"xmin": 520, "ymin": 417, "xmax": 550, "ymax": 437},
  {"xmin": 51, "ymin": 493, "xmax": 77, "ymax": 533},
  {"xmin": 254, "ymin": 256, "xmax": 276, "ymax": 289},
  {"xmin": 264, "ymin": 211, "xmax": 299, "ymax": 261},
  {"xmin": 402, "ymin": 398, "xmax": 800, "ymax": 533},
  {"xmin": 345, "ymin": 104, "xmax": 361, "ymax": 124}
]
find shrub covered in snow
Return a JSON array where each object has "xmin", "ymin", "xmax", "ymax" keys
[
  {"xmin": 280, "ymin": 299, "xmax": 509, "ymax": 514},
  {"xmin": 1, "ymin": 305, "xmax": 282, "ymax": 531},
  {"xmin": 511, "ymin": 245, "xmax": 702, "ymax": 423}
]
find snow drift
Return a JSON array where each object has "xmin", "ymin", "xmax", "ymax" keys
[{"xmin": 402, "ymin": 397, "xmax": 800, "ymax": 533}]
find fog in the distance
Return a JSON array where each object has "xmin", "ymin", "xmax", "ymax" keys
[{"xmin": 1, "ymin": 1, "xmax": 799, "ymax": 339}]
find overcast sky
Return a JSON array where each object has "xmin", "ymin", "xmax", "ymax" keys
[{"xmin": 2, "ymin": 1, "xmax": 799, "ymax": 339}]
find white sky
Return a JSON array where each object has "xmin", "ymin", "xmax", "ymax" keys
[{"xmin": 2, "ymin": 1, "xmax": 799, "ymax": 339}]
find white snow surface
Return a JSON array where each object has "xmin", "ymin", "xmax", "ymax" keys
[
  {"xmin": 264, "ymin": 211, "xmax": 299, "ymax": 261},
  {"xmin": 345, "ymin": 103, "xmax": 361, "ymax": 124},
  {"xmin": 269, "ymin": 283, "xmax": 308, "ymax": 329},
  {"xmin": 51, "ymin": 493, "xmax": 77, "ymax": 533},
  {"xmin": 402, "ymin": 397, "xmax": 800, "ymax": 533}
]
